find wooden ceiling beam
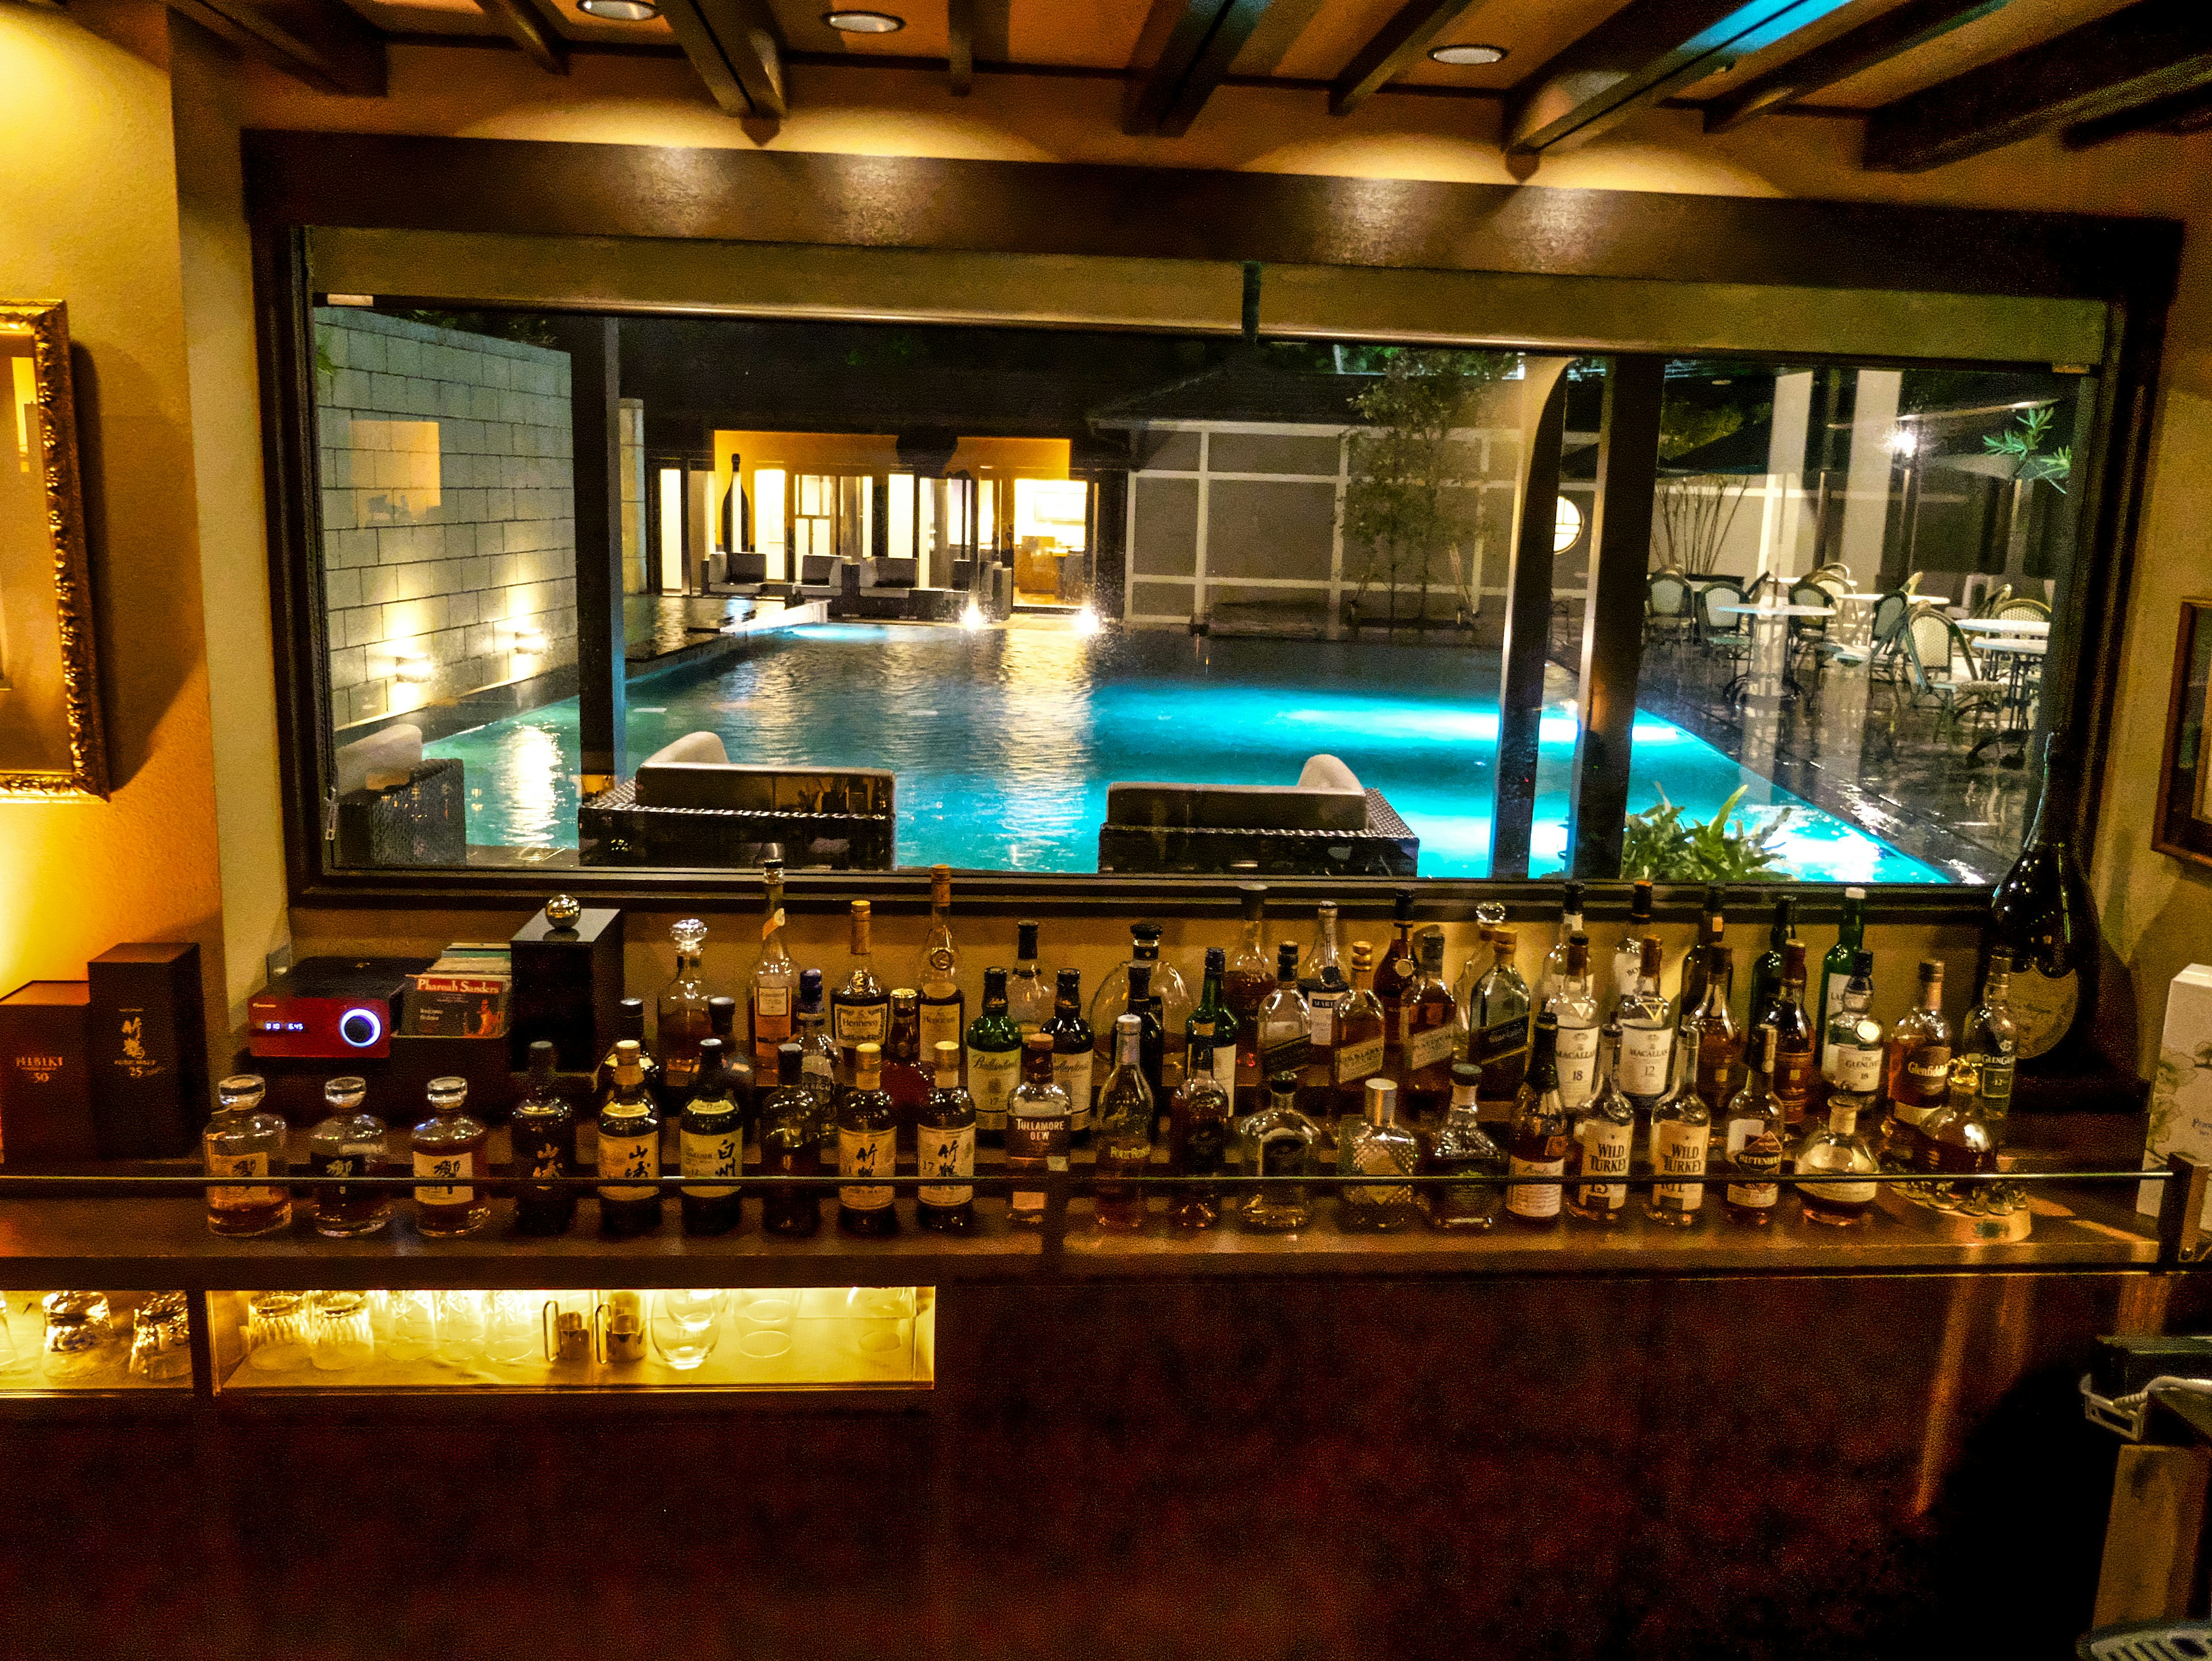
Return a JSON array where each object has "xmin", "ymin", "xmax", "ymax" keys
[
  {"xmin": 662, "ymin": 0, "xmax": 788, "ymax": 119},
  {"xmin": 1328, "ymin": 0, "xmax": 1474, "ymax": 118},
  {"xmin": 2062, "ymin": 81, "xmax": 2212, "ymax": 150},
  {"xmin": 1864, "ymin": 0, "xmax": 2212, "ymax": 172},
  {"xmin": 1124, "ymin": 0, "xmax": 1279, "ymax": 138},
  {"xmin": 1505, "ymin": 0, "xmax": 1857, "ymax": 156},
  {"xmin": 1700, "ymin": 0, "xmax": 2011, "ymax": 134},
  {"xmin": 949, "ymin": 0, "xmax": 974, "ymax": 94},
  {"xmin": 473, "ymin": 0, "xmax": 568, "ymax": 75},
  {"xmin": 162, "ymin": 0, "xmax": 387, "ymax": 97}
]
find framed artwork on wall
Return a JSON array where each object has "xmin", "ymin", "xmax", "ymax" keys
[
  {"xmin": 0, "ymin": 299, "xmax": 105, "ymax": 799},
  {"xmin": 2155, "ymin": 595, "xmax": 2212, "ymax": 868}
]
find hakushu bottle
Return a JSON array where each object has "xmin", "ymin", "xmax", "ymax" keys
[
  {"xmin": 308, "ymin": 1074, "xmax": 391, "ymax": 1238},
  {"xmin": 749, "ymin": 857, "xmax": 798, "ymax": 1066},
  {"xmin": 1239, "ymin": 1069, "xmax": 1320, "ymax": 1232},
  {"xmin": 1566, "ymin": 1024, "xmax": 1635, "ymax": 1226},
  {"xmin": 1615, "ymin": 936, "xmax": 1675, "ymax": 1115},
  {"xmin": 831, "ymin": 899, "xmax": 891, "ymax": 1078},
  {"xmin": 1797, "ymin": 1097, "xmax": 1879, "ymax": 1227},
  {"xmin": 204, "ymin": 1073, "xmax": 291, "ymax": 1237},
  {"xmin": 966, "ymin": 967, "xmax": 1023, "ymax": 1147},
  {"xmin": 1543, "ymin": 933, "xmax": 1600, "ymax": 1111},
  {"xmin": 1988, "ymin": 731, "xmax": 2099, "ymax": 1068},
  {"xmin": 413, "ymin": 1074, "xmax": 491, "ymax": 1237},
  {"xmin": 838, "ymin": 1042, "xmax": 899, "ymax": 1237},
  {"xmin": 1611, "ymin": 879, "xmax": 1656, "ymax": 1012},
  {"xmin": 1046, "ymin": 968, "xmax": 1094, "ymax": 1143},
  {"xmin": 1007, "ymin": 918, "xmax": 1051, "ymax": 1035},
  {"xmin": 1822, "ymin": 951, "xmax": 1884, "ymax": 1100},
  {"xmin": 1170, "ymin": 1033, "xmax": 1233, "ymax": 1229},
  {"xmin": 596, "ymin": 1041, "xmax": 662, "ymax": 1239},
  {"xmin": 1953, "ymin": 950, "xmax": 2019, "ymax": 1139},
  {"xmin": 1185, "ymin": 947, "xmax": 1240, "ymax": 1099},
  {"xmin": 1722, "ymin": 1024, "xmax": 1786, "ymax": 1227},
  {"xmin": 1005, "ymin": 1032, "xmax": 1071, "ymax": 1228},
  {"xmin": 1884, "ymin": 959, "xmax": 1952, "ymax": 1152},
  {"xmin": 679, "ymin": 1036, "xmax": 744, "ymax": 1236},
  {"xmin": 657, "ymin": 917, "xmax": 713, "ymax": 1103},
  {"xmin": 917, "ymin": 865, "xmax": 967, "ymax": 1059},
  {"xmin": 509, "ymin": 1041, "xmax": 577, "ymax": 1237},
  {"xmin": 1338, "ymin": 1076, "xmax": 1421, "ymax": 1233},
  {"xmin": 1816, "ymin": 886, "xmax": 1868, "ymax": 1071},
  {"xmin": 1427, "ymin": 1062, "xmax": 1505, "ymax": 1232},
  {"xmin": 1506, "ymin": 1013, "xmax": 1570, "ymax": 1228},
  {"xmin": 1094, "ymin": 1013, "xmax": 1156, "ymax": 1233},
  {"xmin": 1646, "ymin": 1042, "xmax": 1710, "ymax": 1229},
  {"xmin": 917, "ymin": 1039, "xmax": 977, "ymax": 1235},
  {"xmin": 1469, "ymin": 929, "xmax": 1532, "ymax": 1125},
  {"xmin": 759, "ymin": 1042, "xmax": 823, "ymax": 1239}
]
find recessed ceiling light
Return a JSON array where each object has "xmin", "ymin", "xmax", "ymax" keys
[
  {"xmin": 824, "ymin": 8, "xmax": 904, "ymax": 31},
  {"xmin": 1428, "ymin": 42, "xmax": 1507, "ymax": 66},
  {"xmin": 578, "ymin": 0, "xmax": 660, "ymax": 18}
]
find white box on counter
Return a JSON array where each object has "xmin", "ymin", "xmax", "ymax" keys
[{"xmin": 2140, "ymin": 964, "xmax": 2212, "ymax": 1227}]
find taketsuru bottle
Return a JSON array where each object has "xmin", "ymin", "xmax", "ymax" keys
[
  {"xmin": 837, "ymin": 1041, "xmax": 899, "ymax": 1238},
  {"xmin": 917, "ymin": 1040, "xmax": 978, "ymax": 1235}
]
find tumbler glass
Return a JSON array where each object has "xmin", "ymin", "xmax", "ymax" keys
[
  {"xmin": 244, "ymin": 1290, "xmax": 309, "ymax": 1371},
  {"xmin": 385, "ymin": 1289, "xmax": 438, "ymax": 1361},
  {"xmin": 308, "ymin": 1290, "xmax": 374, "ymax": 1372},
  {"xmin": 435, "ymin": 1290, "xmax": 486, "ymax": 1362},
  {"xmin": 483, "ymin": 1291, "xmax": 537, "ymax": 1367},
  {"xmin": 128, "ymin": 1292, "xmax": 193, "ymax": 1381},
  {"xmin": 650, "ymin": 1290, "xmax": 722, "ymax": 1371}
]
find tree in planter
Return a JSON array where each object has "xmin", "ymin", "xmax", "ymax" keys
[
  {"xmin": 1341, "ymin": 350, "xmax": 1512, "ymax": 630},
  {"xmin": 1652, "ymin": 400, "xmax": 1755, "ymax": 578}
]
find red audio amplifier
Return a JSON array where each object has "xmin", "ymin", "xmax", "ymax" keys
[{"xmin": 247, "ymin": 956, "xmax": 431, "ymax": 1061}]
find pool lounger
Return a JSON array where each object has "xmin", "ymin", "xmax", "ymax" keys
[
  {"xmin": 578, "ymin": 731, "xmax": 895, "ymax": 870},
  {"xmin": 1097, "ymin": 755, "xmax": 1419, "ymax": 878}
]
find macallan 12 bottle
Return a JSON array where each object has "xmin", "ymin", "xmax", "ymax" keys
[
  {"xmin": 917, "ymin": 1040, "xmax": 977, "ymax": 1235},
  {"xmin": 412, "ymin": 1074, "xmax": 492, "ymax": 1238},
  {"xmin": 837, "ymin": 1041, "xmax": 899, "ymax": 1238}
]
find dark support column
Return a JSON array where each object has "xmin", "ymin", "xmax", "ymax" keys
[
  {"xmin": 554, "ymin": 316, "xmax": 627, "ymax": 789},
  {"xmin": 1567, "ymin": 354, "xmax": 1664, "ymax": 880},
  {"xmin": 1488, "ymin": 372, "xmax": 1570, "ymax": 880}
]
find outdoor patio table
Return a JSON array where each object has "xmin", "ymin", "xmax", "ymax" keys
[
  {"xmin": 1712, "ymin": 601, "xmax": 1834, "ymax": 705},
  {"xmin": 1967, "ymin": 634, "xmax": 2048, "ymax": 766}
]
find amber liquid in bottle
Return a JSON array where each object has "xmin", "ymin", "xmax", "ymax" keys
[
  {"xmin": 411, "ymin": 1076, "xmax": 492, "ymax": 1238},
  {"xmin": 882, "ymin": 989, "xmax": 932, "ymax": 1152}
]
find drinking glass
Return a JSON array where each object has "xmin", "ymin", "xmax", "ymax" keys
[
  {"xmin": 385, "ymin": 1290, "xmax": 437, "ymax": 1361},
  {"xmin": 308, "ymin": 1291, "xmax": 374, "ymax": 1372},
  {"xmin": 435, "ymin": 1290, "xmax": 486, "ymax": 1362},
  {"xmin": 244, "ymin": 1291, "xmax": 309, "ymax": 1371},
  {"xmin": 42, "ymin": 1291, "xmax": 114, "ymax": 1382},
  {"xmin": 734, "ymin": 1288, "xmax": 795, "ymax": 1359},
  {"xmin": 483, "ymin": 1291, "xmax": 537, "ymax": 1366},
  {"xmin": 128, "ymin": 1292, "xmax": 192, "ymax": 1381},
  {"xmin": 650, "ymin": 1289, "xmax": 722, "ymax": 1371}
]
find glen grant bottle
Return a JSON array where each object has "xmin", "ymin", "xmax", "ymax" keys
[{"xmin": 1988, "ymin": 732, "xmax": 2099, "ymax": 1072}]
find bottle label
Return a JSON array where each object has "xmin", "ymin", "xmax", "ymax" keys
[
  {"xmin": 595, "ymin": 1132, "xmax": 657, "ymax": 1202},
  {"xmin": 1821, "ymin": 974, "xmax": 1849, "ymax": 1040},
  {"xmin": 1333, "ymin": 1034, "xmax": 1385, "ymax": 1086},
  {"xmin": 1619, "ymin": 1024, "xmax": 1673, "ymax": 1096},
  {"xmin": 680, "ymin": 1127, "xmax": 741, "ymax": 1198},
  {"xmin": 1476, "ymin": 1016, "xmax": 1528, "ymax": 1096},
  {"xmin": 1613, "ymin": 957, "xmax": 1642, "ymax": 1005},
  {"xmin": 917, "ymin": 1123, "xmax": 975, "ymax": 1209},
  {"xmin": 1261, "ymin": 1031, "xmax": 1310, "ymax": 1076},
  {"xmin": 1051, "ymin": 1052, "xmax": 1093, "ymax": 1134},
  {"xmin": 1211, "ymin": 1042, "xmax": 1237, "ymax": 1094},
  {"xmin": 515, "ymin": 1128, "xmax": 568, "ymax": 1180},
  {"xmin": 838, "ymin": 1126, "xmax": 896, "ymax": 1210},
  {"xmin": 1772, "ymin": 1047, "xmax": 1816, "ymax": 1115},
  {"xmin": 1555, "ymin": 1024, "xmax": 1600, "ymax": 1106},
  {"xmin": 1404, "ymin": 1023, "xmax": 1456, "ymax": 1074},
  {"xmin": 834, "ymin": 1001, "xmax": 888, "ymax": 1047},
  {"xmin": 1178, "ymin": 1117, "xmax": 1228, "ymax": 1179},
  {"xmin": 1308, "ymin": 1005, "xmax": 1335, "ymax": 1047},
  {"xmin": 1978, "ymin": 1055, "xmax": 2016, "ymax": 1110},
  {"xmin": 1506, "ymin": 1147, "xmax": 1566, "ymax": 1219},
  {"xmin": 801, "ymin": 1051, "xmax": 834, "ymax": 1081},
  {"xmin": 412, "ymin": 1147, "xmax": 479, "ymax": 1207},
  {"xmin": 1256, "ymin": 1127, "xmax": 1308, "ymax": 1179},
  {"xmin": 206, "ymin": 1148, "xmax": 281, "ymax": 1210},
  {"xmin": 1802, "ymin": 1155, "xmax": 1878, "ymax": 1205},
  {"xmin": 1901, "ymin": 1046, "xmax": 1953, "ymax": 1107},
  {"xmin": 968, "ymin": 1047, "xmax": 1021, "ymax": 1132},
  {"xmin": 1724, "ymin": 1121, "xmax": 1783, "ymax": 1210},
  {"xmin": 1694, "ymin": 1035, "xmax": 1735, "ymax": 1106},
  {"xmin": 1345, "ymin": 1133, "xmax": 1414, "ymax": 1211},
  {"xmin": 2010, "ymin": 967, "xmax": 2077, "ymax": 1060},
  {"xmin": 1005, "ymin": 1108, "xmax": 1070, "ymax": 1164},
  {"xmin": 1651, "ymin": 1118, "xmax": 1707, "ymax": 1210},
  {"xmin": 1827, "ymin": 1040, "xmax": 1883, "ymax": 1095},
  {"xmin": 918, "ymin": 1001, "xmax": 964, "ymax": 1056},
  {"xmin": 1574, "ymin": 1118, "xmax": 1633, "ymax": 1209},
  {"xmin": 753, "ymin": 986, "xmax": 791, "ymax": 1019}
]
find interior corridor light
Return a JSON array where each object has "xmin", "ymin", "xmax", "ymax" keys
[
  {"xmin": 1427, "ymin": 43, "xmax": 1507, "ymax": 66},
  {"xmin": 578, "ymin": 0, "xmax": 662, "ymax": 20},
  {"xmin": 961, "ymin": 600, "xmax": 987, "ymax": 631},
  {"xmin": 824, "ymin": 9, "xmax": 904, "ymax": 31}
]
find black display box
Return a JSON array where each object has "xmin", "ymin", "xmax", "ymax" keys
[
  {"xmin": 88, "ymin": 941, "xmax": 209, "ymax": 1158},
  {"xmin": 509, "ymin": 906, "xmax": 623, "ymax": 1072}
]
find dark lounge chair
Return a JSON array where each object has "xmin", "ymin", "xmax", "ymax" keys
[
  {"xmin": 331, "ymin": 722, "xmax": 465, "ymax": 868},
  {"xmin": 1097, "ymin": 754, "xmax": 1418, "ymax": 877},
  {"xmin": 579, "ymin": 732, "xmax": 895, "ymax": 869}
]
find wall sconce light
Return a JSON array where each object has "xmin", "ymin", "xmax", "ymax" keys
[
  {"xmin": 512, "ymin": 627, "xmax": 548, "ymax": 657},
  {"xmin": 394, "ymin": 652, "xmax": 433, "ymax": 685}
]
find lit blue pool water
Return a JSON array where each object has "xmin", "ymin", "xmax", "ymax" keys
[{"xmin": 425, "ymin": 623, "xmax": 1942, "ymax": 882}]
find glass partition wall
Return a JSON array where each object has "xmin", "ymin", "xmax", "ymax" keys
[{"xmin": 304, "ymin": 303, "xmax": 2100, "ymax": 889}]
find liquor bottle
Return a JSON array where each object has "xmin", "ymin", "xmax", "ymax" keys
[
  {"xmin": 708, "ymin": 995, "xmax": 747, "ymax": 1123},
  {"xmin": 1677, "ymin": 886, "xmax": 1728, "ymax": 1035},
  {"xmin": 1611, "ymin": 879, "xmax": 1657, "ymax": 1012},
  {"xmin": 831, "ymin": 900, "xmax": 891, "ymax": 1079},
  {"xmin": 1426, "ymin": 1062, "xmax": 1505, "ymax": 1232},
  {"xmin": 917, "ymin": 1039, "xmax": 977, "ymax": 1235},
  {"xmin": 677, "ymin": 1037, "xmax": 744, "ymax": 1236},
  {"xmin": 749, "ymin": 857, "xmax": 798, "ymax": 1067},
  {"xmin": 1256, "ymin": 942, "xmax": 1311, "ymax": 1095},
  {"xmin": 1224, "ymin": 885, "xmax": 1275, "ymax": 1110},
  {"xmin": 509, "ymin": 1041, "xmax": 576, "ymax": 1238},
  {"xmin": 656, "ymin": 917, "xmax": 713, "ymax": 1106},
  {"xmin": 1007, "ymin": 918, "xmax": 1051, "ymax": 1035},
  {"xmin": 1338, "ymin": 1076, "xmax": 1421, "ymax": 1232},
  {"xmin": 1745, "ymin": 895, "xmax": 1797, "ymax": 1030},
  {"xmin": 308, "ymin": 1074, "xmax": 391, "ymax": 1238},
  {"xmin": 204, "ymin": 1072, "xmax": 291, "ymax": 1238},
  {"xmin": 1088, "ymin": 921, "xmax": 1190, "ymax": 1077},
  {"xmin": 1469, "ymin": 929, "xmax": 1532, "ymax": 1128},
  {"xmin": 836, "ymin": 1041, "xmax": 899, "ymax": 1238},
  {"xmin": 1006, "ymin": 1032, "xmax": 1072, "ymax": 1228},
  {"xmin": 410, "ymin": 1074, "xmax": 491, "ymax": 1238},
  {"xmin": 1883, "ymin": 959, "xmax": 1952, "ymax": 1152},
  {"xmin": 882, "ymin": 989, "xmax": 931, "ymax": 1150},
  {"xmin": 1646, "ymin": 1046, "xmax": 1710, "ymax": 1229},
  {"xmin": 1987, "ymin": 731, "xmax": 2099, "ymax": 1069},
  {"xmin": 1238, "ymin": 1069, "xmax": 1320, "ymax": 1232},
  {"xmin": 586, "ymin": 997, "xmax": 657, "ymax": 1168},
  {"xmin": 1690, "ymin": 944, "xmax": 1739, "ymax": 1116},
  {"xmin": 1304, "ymin": 899, "xmax": 1349, "ymax": 1007},
  {"xmin": 1094, "ymin": 1013, "xmax": 1156, "ymax": 1233},
  {"xmin": 1544, "ymin": 933, "xmax": 1601, "ymax": 1110},
  {"xmin": 1123, "ymin": 960, "xmax": 1171, "ymax": 1111},
  {"xmin": 1505, "ymin": 1013, "xmax": 1570, "ymax": 1228},
  {"xmin": 1797, "ymin": 1096, "xmax": 1880, "ymax": 1227},
  {"xmin": 1815, "ymin": 885, "xmax": 1867, "ymax": 1072},
  {"xmin": 1952, "ymin": 950, "xmax": 2020, "ymax": 1144},
  {"xmin": 596, "ymin": 1042, "xmax": 662, "ymax": 1239},
  {"xmin": 1399, "ymin": 927, "xmax": 1458, "ymax": 1124},
  {"xmin": 1538, "ymin": 880, "xmax": 1586, "ymax": 1005},
  {"xmin": 1046, "ymin": 968, "xmax": 1095, "ymax": 1145},
  {"xmin": 965, "ymin": 966, "xmax": 1023, "ymax": 1148},
  {"xmin": 1169, "ymin": 1033, "xmax": 1233, "ymax": 1229},
  {"xmin": 918, "ymin": 865, "xmax": 967, "ymax": 1061},
  {"xmin": 794, "ymin": 967, "xmax": 839, "ymax": 1167},
  {"xmin": 1822, "ymin": 951, "xmax": 1884, "ymax": 1103},
  {"xmin": 1373, "ymin": 887, "xmax": 1419, "ymax": 1033},
  {"xmin": 1721, "ymin": 1024, "xmax": 1786, "ymax": 1227},
  {"xmin": 1768, "ymin": 941, "xmax": 1817, "ymax": 1135},
  {"xmin": 1566, "ymin": 1023, "xmax": 1635, "ymax": 1225},
  {"xmin": 1910, "ymin": 1077, "xmax": 2000, "ymax": 1195},
  {"xmin": 1325, "ymin": 941, "xmax": 1389, "ymax": 1132},
  {"xmin": 1615, "ymin": 936, "xmax": 1675, "ymax": 1117},
  {"xmin": 1184, "ymin": 947, "xmax": 1240, "ymax": 1099},
  {"xmin": 759, "ymin": 1042, "xmax": 823, "ymax": 1239}
]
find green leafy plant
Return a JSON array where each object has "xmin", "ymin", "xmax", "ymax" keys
[
  {"xmin": 1619, "ymin": 786, "xmax": 1793, "ymax": 882},
  {"xmin": 1983, "ymin": 404, "xmax": 2072, "ymax": 493}
]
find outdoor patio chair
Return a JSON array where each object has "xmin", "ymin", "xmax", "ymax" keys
[
  {"xmin": 1646, "ymin": 571, "xmax": 1696, "ymax": 658},
  {"xmin": 1972, "ymin": 582, "xmax": 2013, "ymax": 618},
  {"xmin": 578, "ymin": 731, "xmax": 895, "ymax": 869},
  {"xmin": 1997, "ymin": 595, "xmax": 2051, "ymax": 622},
  {"xmin": 1696, "ymin": 578, "xmax": 1750, "ymax": 682},
  {"xmin": 1897, "ymin": 610, "xmax": 2003, "ymax": 744},
  {"xmin": 1787, "ymin": 579, "xmax": 1831, "ymax": 668}
]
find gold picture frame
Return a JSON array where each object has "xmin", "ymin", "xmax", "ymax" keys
[{"xmin": 0, "ymin": 300, "xmax": 106, "ymax": 798}]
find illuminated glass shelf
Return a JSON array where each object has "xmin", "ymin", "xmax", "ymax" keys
[{"xmin": 0, "ymin": 1289, "xmax": 194, "ymax": 1396}]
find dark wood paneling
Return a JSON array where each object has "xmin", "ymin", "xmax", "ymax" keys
[
  {"xmin": 1700, "ymin": 0, "xmax": 2012, "ymax": 134},
  {"xmin": 164, "ymin": 0, "xmax": 387, "ymax": 97},
  {"xmin": 242, "ymin": 130, "xmax": 2180, "ymax": 304},
  {"xmin": 1325, "ymin": 0, "xmax": 1472, "ymax": 117},
  {"xmin": 1124, "ymin": 0, "xmax": 1279, "ymax": 138},
  {"xmin": 1489, "ymin": 372, "xmax": 1569, "ymax": 880}
]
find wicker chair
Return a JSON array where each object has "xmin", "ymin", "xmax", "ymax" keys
[
  {"xmin": 579, "ymin": 732, "xmax": 895, "ymax": 869},
  {"xmin": 1897, "ymin": 610, "xmax": 2003, "ymax": 743},
  {"xmin": 1996, "ymin": 595, "xmax": 2051, "ymax": 622},
  {"xmin": 1646, "ymin": 571, "xmax": 1696, "ymax": 660},
  {"xmin": 1696, "ymin": 578, "xmax": 1749, "ymax": 682},
  {"xmin": 1787, "ymin": 579, "xmax": 1832, "ymax": 667}
]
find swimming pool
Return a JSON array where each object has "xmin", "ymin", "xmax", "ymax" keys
[{"xmin": 425, "ymin": 622, "xmax": 1942, "ymax": 882}]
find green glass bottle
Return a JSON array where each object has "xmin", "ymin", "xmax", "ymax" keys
[
  {"xmin": 1815, "ymin": 886, "xmax": 1866, "ymax": 1072},
  {"xmin": 965, "ymin": 966, "xmax": 1024, "ymax": 1149},
  {"xmin": 1185, "ymin": 947, "xmax": 1239, "ymax": 1099},
  {"xmin": 1745, "ymin": 895, "xmax": 1796, "ymax": 1031}
]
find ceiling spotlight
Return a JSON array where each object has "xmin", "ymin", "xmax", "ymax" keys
[
  {"xmin": 824, "ymin": 8, "xmax": 904, "ymax": 31},
  {"xmin": 1427, "ymin": 42, "xmax": 1507, "ymax": 66},
  {"xmin": 578, "ymin": 0, "xmax": 661, "ymax": 18}
]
